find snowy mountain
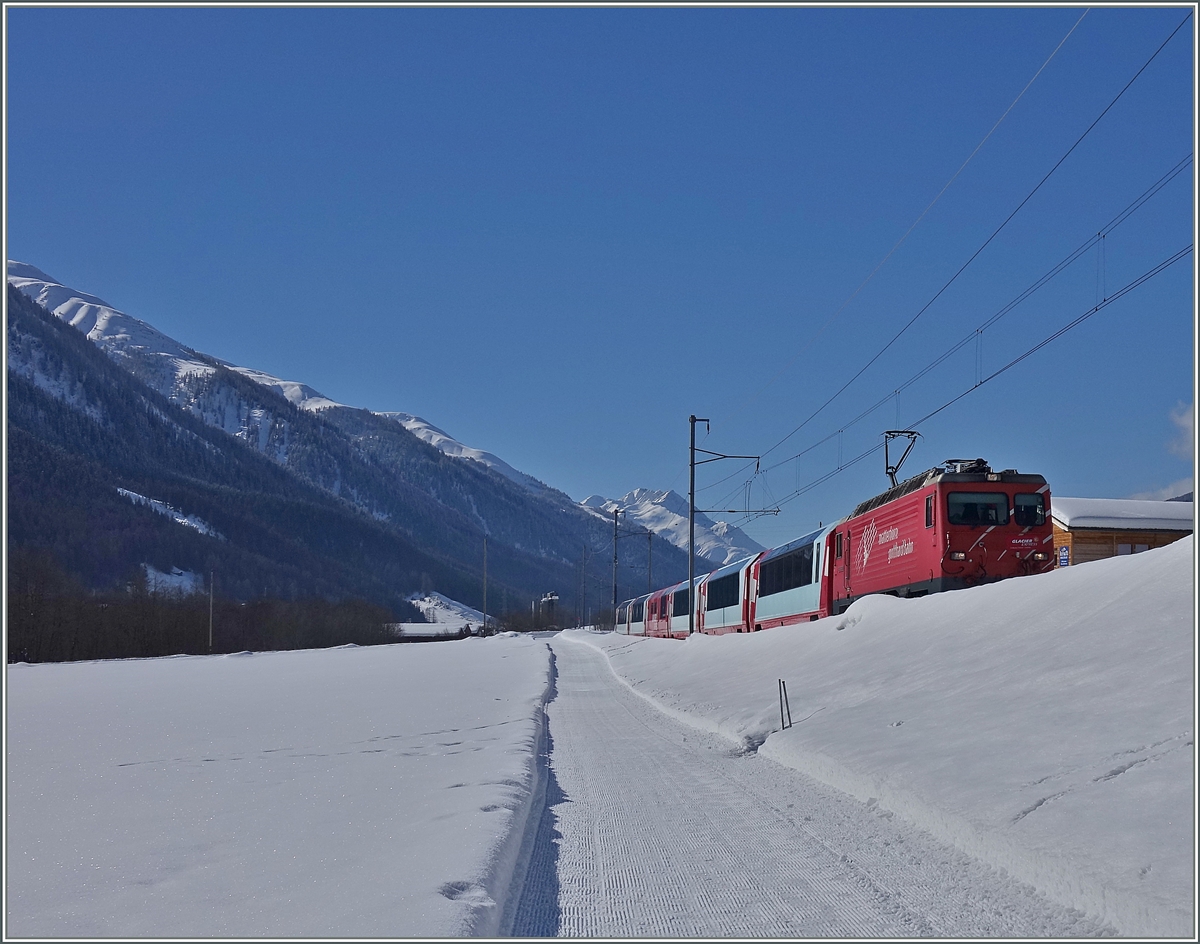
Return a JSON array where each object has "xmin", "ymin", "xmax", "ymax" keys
[
  {"xmin": 581, "ymin": 488, "xmax": 765, "ymax": 567},
  {"xmin": 7, "ymin": 263, "xmax": 692, "ymax": 608},
  {"xmin": 377, "ymin": 412, "xmax": 554, "ymax": 496},
  {"xmin": 7, "ymin": 261, "xmax": 563, "ymax": 494},
  {"xmin": 7, "ymin": 261, "xmax": 346, "ymax": 414}
]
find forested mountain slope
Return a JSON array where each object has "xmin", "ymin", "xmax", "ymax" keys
[{"xmin": 7, "ymin": 284, "xmax": 689, "ymax": 613}]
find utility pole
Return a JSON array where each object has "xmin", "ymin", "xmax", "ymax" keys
[
  {"xmin": 689, "ymin": 415, "xmax": 708, "ymax": 635},
  {"xmin": 612, "ymin": 507, "xmax": 620, "ymax": 612},
  {"xmin": 580, "ymin": 542, "xmax": 588, "ymax": 628},
  {"xmin": 482, "ymin": 536, "xmax": 488, "ymax": 633},
  {"xmin": 688, "ymin": 416, "xmax": 773, "ymax": 634},
  {"xmin": 208, "ymin": 571, "xmax": 214, "ymax": 653},
  {"xmin": 647, "ymin": 530, "xmax": 652, "ymax": 593}
]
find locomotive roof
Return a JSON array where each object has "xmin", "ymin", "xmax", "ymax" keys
[{"xmin": 849, "ymin": 460, "xmax": 1047, "ymax": 519}]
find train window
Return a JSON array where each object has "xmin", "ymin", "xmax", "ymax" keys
[
  {"xmin": 925, "ymin": 494, "xmax": 934, "ymax": 528},
  {"xmin": 760, "ymin": 544, "xmax": 814, "ymax": 597},
  {"xmin": 947, "ymin": 492, "xmax": 1009, "ymax": 526},
  {"xmin": 1013, "ymin": 493, "xmax": 1045, "ymax": 527},
  {"xmin": 632, "ymin": 601, "xmax": 644, "ymax": 622},
  {"xmin": 706, "ymin": 573, "xmax": 739, "ymax": 611},
  {"xmin": 673, "ymin": 587, "xmax": 690, "ymax": 617},
  {"xmin": 835, "ymin": 531, "xmax": 843, "ymax": 558}
]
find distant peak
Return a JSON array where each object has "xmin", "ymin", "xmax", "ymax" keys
[{"xmin": 7, "ymin": 260, "xmax": 61, "ymax": 284}]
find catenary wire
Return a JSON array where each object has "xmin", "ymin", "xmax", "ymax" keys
[
  {"xmin": 735, "ymin": 244, "xmax": 1194, "ymax": 522},
  {"xmin": 703, "ymin": 152, "xmax": 1192, "ymax": 509},
  {"xmin": 755, "ymin": 9, "xmax": 1193, "ymax": 467},
  {"xmin": 716, "ymin": 9, "xmax": 1092, "ymax": 429},
  {"xmin": 700, "ymin": 13, "xmax": 1192, "ymax": 506},
  {"xmin": 662, "ymin": 11, "xmax": 1092, "ymax": 502}
]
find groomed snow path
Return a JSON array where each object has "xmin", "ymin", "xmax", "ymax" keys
[{"xmin": 509, "ymin": 635, "xmax": 1111, "ymax": 937}]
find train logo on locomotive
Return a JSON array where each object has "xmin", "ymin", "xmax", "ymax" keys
[
  {"xmin": 860, "ymin": 520, "xmax": 903, "ymax": 571},
  {"xmin": 859, "ymin": 519, "xmax": 878, "ymax": 570}
]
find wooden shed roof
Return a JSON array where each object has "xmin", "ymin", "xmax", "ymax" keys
[{"xmin": 1051, "ymin": 497, "xmax": 1194, "ymax": 531}]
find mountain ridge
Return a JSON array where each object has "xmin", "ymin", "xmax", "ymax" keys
[{"xmin": 7, "ymin": 266, "xmax": 698, "ymax": 613}]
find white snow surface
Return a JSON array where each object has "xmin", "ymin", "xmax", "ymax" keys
[
  {"xmin": 377, "ymin": 412, "xmax": 550, "ymax": 494},
  {"xmin": 142, "ymin": 564, "xmax": 205, "ymax": 596},
  {"xmin": 116, "ymin": 487, "xmax": 222, "ymax": 539},
  {"xmin": 6, "ymin": 637, "xmax": 552, "ymax": 938},
  {"xmin": 581, "ymin": 487, "xmax": 765, "ymax": 567},
  {"xmin": 390, "ymin": 592, "xmax": 489, "ymax": 636},
  {"xmin": 409, "ymin": 591, "xmax": 486, "ymax": 626},
  {"xmin": 6, "ymin": 541, "xmax": 1193, "ymax": 937},
  {"xmin": 1052, "ymin": 495, "xmax": 1195, "ymax": 531},
  {"xmin": 570, "ymin": 537, "xmax": 1195, "ymax": 938}
]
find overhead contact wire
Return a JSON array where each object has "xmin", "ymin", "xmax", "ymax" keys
[
  {"xmin": 758, "ymin": 9, "xmax": 1193, "ymax": 471},
  {"xmin": 738, "ymin": 152, "xmax": 1193, "ymax": 483},
  {"xmin": 746, "ymin": 244, "xmax": 1194, "ymax": 520},
  {"xmin": 719, "ymin": 9, "xmax": 1092, "ymax": 429}
]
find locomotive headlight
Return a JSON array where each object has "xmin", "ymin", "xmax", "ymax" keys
[
  {"xmin": 948, "ymin": 551, "xmax": 967, "ymax": 561},
  {"xmin": 1032, "ymin": 552, "xmax": 1050, "ymax": 561}
]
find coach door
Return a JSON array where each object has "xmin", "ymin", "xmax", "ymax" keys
[{"xmin": 832, "ymin": 528, "xmax": 851, "ymax": 605}]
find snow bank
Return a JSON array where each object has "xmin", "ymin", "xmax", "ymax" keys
[
  {"xmin": 569, "ymin": 537, "xmax": 1194, "ymax": 937},
  {"xmin": 6, "ymin": 636, "xmax": 552, "ymax": 938}
]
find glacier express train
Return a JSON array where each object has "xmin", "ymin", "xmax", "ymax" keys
[{"xmin": 617, "ymin": 458, "xmax": 1054, "ymax": 637}]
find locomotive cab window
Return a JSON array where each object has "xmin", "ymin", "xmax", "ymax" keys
[
  {"xmin": 925, "ymin": 494, "xmax": 934, "ymax": 528},
  {"xmin": 835, "ymin": 531, "xmax": 843, "ymax": 558},
  {"xmin": 1013, "ymin": 493, "xmax": 1046, "ymax": 527},
  {"xmin": 946, "ymin": 492, "xmax": 1009, "ymax": 526}
]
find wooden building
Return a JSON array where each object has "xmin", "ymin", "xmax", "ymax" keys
[{"xmin": 1051, "ymin": 497, "xmax": 1193, "ymax": 567}]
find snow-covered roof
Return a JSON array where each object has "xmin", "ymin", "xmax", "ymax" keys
[{"xmin": 1051, "ymin": 497, "xmax": 1194, "ymax": 531}]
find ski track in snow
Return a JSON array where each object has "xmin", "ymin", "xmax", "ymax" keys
[{"xmin": 508, "ymin": 635, "xmax": 1112, "ymax": 938}]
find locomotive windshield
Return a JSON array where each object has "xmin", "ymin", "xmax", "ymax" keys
[
  {"xmin": 1013, "ymin": 493, "xmax": 1046, "ymax": 526},
  {"xmin": 946, "ymin": 492, "xmax": 1009, "ymax": 526}
]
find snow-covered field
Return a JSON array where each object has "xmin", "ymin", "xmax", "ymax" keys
[
  {"xmin": 5, "ymin": 638, "xmax": 552, "ymax": 938},
  {"xmin": 6, "ymin": 539, "xmax": 1193, "ymax": 937}
]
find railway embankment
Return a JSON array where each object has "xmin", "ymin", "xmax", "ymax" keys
[{"xmin": 572, "ymin": 536, "xmax": 1194, "ymax": 938}]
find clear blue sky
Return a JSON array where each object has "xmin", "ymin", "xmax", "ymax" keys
[{"xmin": 6, "ymin": 5, "xmax": 1195, "ymax": 546}]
